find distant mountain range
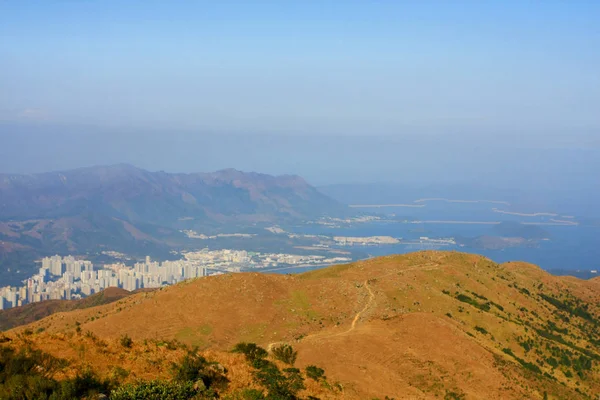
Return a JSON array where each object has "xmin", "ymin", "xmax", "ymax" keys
[
  {"xmin": 0, "ymin": 164, "xmax": 343, "ymax": 223},
  {"xmin": 0, "ymin": 164, "xmax": 347, "ymax": 284}
]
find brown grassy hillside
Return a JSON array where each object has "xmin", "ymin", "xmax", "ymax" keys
[{"xmin": 4, "ymin": 251, "xmax": 600, "ymax": 399}]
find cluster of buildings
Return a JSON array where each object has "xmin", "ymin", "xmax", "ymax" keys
[
  {"xmin": 182, "ymin": 249, "xmax": 349, "ymax": 270},
  {"xmin": 182, "ymin": 230, "xmax": 256, "ymax": 240},
  {"xmin": 309, "ymin": 215, "xmax": 382, "ymax": 228},
  {"xmin": 333, "ymin": 235, "xmax": 400, "ymax": 246},
  {"xmin": 0, "ymin": 255, "xmax": 206, "ymax": 310},
  {"xmin": 0, "ymin": 249, "xmax": 351, "ymax": 311}
]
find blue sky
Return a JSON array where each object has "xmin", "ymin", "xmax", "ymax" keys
[
  {"xmin": 1, "ymin": 1, "xmax": 599, "ymax": 184},
  {"xmin": 2, "ymin": 1, "xmax": 599, "ymax": 133}
]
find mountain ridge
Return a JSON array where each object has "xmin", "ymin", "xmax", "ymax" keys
[
  {"xmin": 0, "ymin": 164, "xmax": 341, "ymax": 221},
  {"xmin": 0, "ymin": 164, "xmax": 347, "ymax": 284}
]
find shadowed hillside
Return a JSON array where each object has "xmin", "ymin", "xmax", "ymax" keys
[
  {"xmin": 0, "ymin": 287, "xmax": 136, "ymax": 331},
  {"xmin": 4, "ymin": 251, "xmax": 600, "ymax": 399}
]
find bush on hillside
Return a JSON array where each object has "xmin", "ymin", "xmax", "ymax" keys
[
  {"xmin": 474, "ymin": 326, "xmax": 488, "ymax": 335},
  {"xmin": 232, "ymin": 344, "xmax": 314, "ymax": 399},
  {"xmin": 282, "ymin": 368, "xmax": 305, "ymax": 393},
  {"xmin": 444, "ymin": 390, "xmax": 466, "ymax": 400},
  {"xmin": 110, "ymin": 380, "xmax": 197, "ymax": 400},
  {"xmin": 120, "ymin": 334, "xmax": 133, "ymax": 348},
  {"xmin": 253, "ymin": 361, "xmax": 305, "ymax": 399},
  {"xmin": 0, "ymin": 346, "xmax": 110, "ymax": 400},
  {"xmin": 52, "ymin": 369, "xmax": 111, "ymax": 399},
  {"xmin": 232, "ymin": 342, "xmax": 268, "ymax": 362},
  {"xmin": 455, "ymin": 294, "xmax": 491, "ymax": 312},
  {"xmin": 271, "ymin": 344, "xmax": 298, "ymax": 365},
  {"xmin": 305, "ymin": 365, "xmax": 326, "ymax": 381},
  {"xmin": 172, "ymin": 351, "xmax": 229, "ymax": 391}
]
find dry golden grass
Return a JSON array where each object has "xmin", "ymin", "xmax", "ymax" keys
[{"xmin": 5, "ymin": 250, "xmax": 600, "ymax": 399}]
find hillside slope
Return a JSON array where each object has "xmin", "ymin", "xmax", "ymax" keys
[
  {"xmin": 5, "ymin": 251, "xmax": 600, "ymax": 399},
  {"xmin": 0, "ymin": 287, "xmax": 135, "ymax": 331}
]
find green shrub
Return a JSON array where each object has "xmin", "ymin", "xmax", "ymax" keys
[
  {"xmin": 282, "ymin": 367, "xmax": 305, "ymax": 393},
  {"xmin": 0, "ymin": 347, "xmax": 110, "ymax": 400},
  {"xmin": 518, "ymin": 339, "xmax": 534, "ymax": 353},
  {"xmin": 519, "ymin": 287, "xmax": 531, "ymax": 296},
  {"xmin": 254, "ymin": 361, "xmax": 305, "ymax": 399},
  {"xmin": 573, "ymin": 354, "xmax": 593, "ymax": 373},
  {"xmin": 271, "ymin": 344, "xmax": 298, "ymax": 366},
  {"xmin": 502, "ymin": 347, "xmax": 542, "ymax": 374},
  {"xmin": 546, "ymin": 357, "xmax": 559, "ymax": 368},
  {"xmin": 444, "ymin": 390, "xmax": 466, "ymax": 400},
  {"xmin": 53, "ymin": 369, "xmax": 110, "ymax": 399},
  {"xmin": 0, "ymin": 373, "xmax": 58, "ymax": 400},
  {"xmin": 455, "ymin": 294, "xmax": 491, "ymax": 312},
  {"xmin": 474, "ymin": 326, "xmax": 488, "ymax": 335},
  {"xmin": 470, "ymin": 292, "xmax": 488, "ymax": 301},
  {"xmin": 251, "ymin": 358, "xmax": 273, "ymax": 370},
  {"xmin": 232, "ymin": 342, "xmax": 268, "ymax": 362},
  {"xmin": 110, "ymin": 380, "xmax": 197, "ymax": 400},
  {"xmin": 173, "ymin": 352, "xmax": 208, "ymax": 382},
  {"xmin": 110, "ymin": 366, "xmax": 130, "ymax": 382},
  {"xmin": 235, "ymin": 347, "xmax": 310, "ymax": 400},
  {"xmin": 539, "ymin": 294, "xmax": 595, "ymax": 323},
  {"xmin": 172, "ymin": 352, "xmax": 228, "ymax": 391},
  {"xmin": 120, "ymin": 334, "xmax": 133, "ymax": 348},
  {"xmin": 547, "ymin": 320, "xmax": 568, "ymax": 335},
  {"xmin": 305, "ymin": 365, "xmax": 326, "ymax": 381},
  {"xmin": 564, "ymin": 369, "xmax": 573, "ymax": 378}
]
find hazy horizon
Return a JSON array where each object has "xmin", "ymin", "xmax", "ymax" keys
[{"xmin": 1, "ymin": 2, "xmax": 599, "ymax": 204}]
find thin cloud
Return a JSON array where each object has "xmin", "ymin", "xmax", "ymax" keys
[{"xmin": 17, "ymin": 108, "xmax": 50, "ymax": 121}]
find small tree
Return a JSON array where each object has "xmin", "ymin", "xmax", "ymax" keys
[
  {"xmin": 305, "ymin": 365, "xmax": 326, "ymax": 381},
  {"xmin": 172, "ymin": 352, "xmax": 228, "ymax": 391},
  {"xmin": 232, "ymin": 343, "xmax": 268, "ymax": 363},
  {"xmin": 254, "ymin": 362, "xmax": 305, "ymax": 398},
  {"xmin": 120, "ymin": 334, "xmax": 133, "ymax": 348},
  {"xmin": 282, "ymin": 367, "xmax": 305, "ymax": 392},
  {"xmin": 271, "ymin": 344, "xmax": 297, "ymax": 366}
]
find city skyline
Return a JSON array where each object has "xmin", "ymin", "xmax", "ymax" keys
[{"xmin": 0, "ymin": 250, "xmax": 350, "ymax": 310}]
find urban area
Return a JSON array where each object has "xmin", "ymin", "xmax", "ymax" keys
[{"xmin": 0, "ymin": 249, "xmax": 350, "ymax": 310}]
